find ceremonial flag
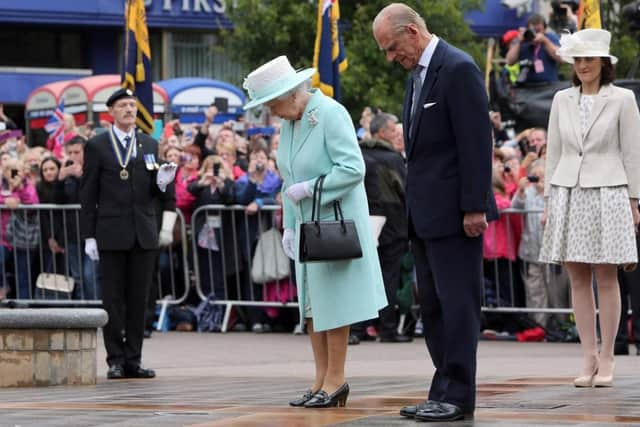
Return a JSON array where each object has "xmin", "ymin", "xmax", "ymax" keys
[
  {"xmin": 578, "ymin": 0, "xmax": 602, "ymax": 29},
  {"xmin": 122, "ymin": 0, "xmax": 154, "ymax": 134},
  {"xmin": 44, "ymin": 100, "xmax": 65, "ymax": 148},
  {"xmin": 312, "ymin": 0, "xmax": 348, "ymax": 100}
]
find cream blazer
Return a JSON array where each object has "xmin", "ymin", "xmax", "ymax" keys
[{"xmin": 545, "ymin": 84, "xmax": 640, "ymax": 198}]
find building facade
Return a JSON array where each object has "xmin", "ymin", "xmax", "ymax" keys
[{"xmin": 0, "ymin": 0, "xmax": 243, "ymax": 127}]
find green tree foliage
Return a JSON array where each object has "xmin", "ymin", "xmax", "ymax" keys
[
  {"xmin": 602, "ymin": 0, "xmax": 640, "ymax": 79},
  {"xmin": 222, "ymin": 1, "xmax": 316, "ymax": 73},
  {"xmin": 342, "ymin": 0, "xmax": 484, "ymax": 117},
  {"xmin": 224, "ymin": 0, "xmax": 484, "ymax": 118}
]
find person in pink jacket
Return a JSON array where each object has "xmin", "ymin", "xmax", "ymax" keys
[
  {"xmin": 484, "ymin": 163, "xmax": 519, "ymax": 308},
  {"xmin": 0, "ymin": 157, "xmax": 39, "ymax": 299}
]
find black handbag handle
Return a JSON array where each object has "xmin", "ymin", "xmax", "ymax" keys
[
  {"xmin": 310, "ymin": 175, "xmax": 347, "ymax": 232},
  {"xmin": 310, "ymin": 175, "xmax": 325, "ymax": 224}
]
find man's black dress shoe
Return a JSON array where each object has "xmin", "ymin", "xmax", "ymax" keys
[
  {"xmin": 379, "ymin": 333, "xmax": 413, "ymax": 343},
  {"xmin": 414, "ymin": 401, "xmax": 471, "ymax": 422},
  {"xmin": 399, "ymin": 400, "xmax": 439, "ymax": 418},
  {"xmin": 289, "ymin": 389, "xmax": 318, "ymax": 407},
  {"xmin": 124, "ymin": 365, "xmax": 156, "ymax": 379},
  {"xmin": 304, "ymin": 383, "xmax": 350, "ymax": 408},
  {"xmin": 106, "ymin": 365, "xmax": 125, "ymax": 379}
]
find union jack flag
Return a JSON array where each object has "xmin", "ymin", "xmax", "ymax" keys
[{"xmin": 45, "ymin": 100, "xmax": 65, "ymax": 147}]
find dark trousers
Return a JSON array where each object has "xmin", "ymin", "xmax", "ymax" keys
[
  {"xmin": 101, "ymin": 247, "xmax": 156, "ymax": 367},
  {"xmin": 378, "ymin": 243, "xmax": 407, "ymax": 336},
  {"xmin": 617, "ymin": 266, "xmax": 640, "ymax": 349},
  {"xmin": 352, "ymin": 243, "xmax": 406, "ymax": 337},
  {"xmin": 412, "ymin": 232, "xmax": 482, "ymax": 413}
]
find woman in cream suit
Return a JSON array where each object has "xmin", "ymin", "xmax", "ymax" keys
[
  {"xmin": 540, "ymin": 29, "xmax": 640, "ymax": 388},
  {"xmin": 242, "ymin": 56, "xmax": 387, "ymax": 407}
]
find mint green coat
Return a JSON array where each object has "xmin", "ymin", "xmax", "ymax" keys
[{"xmin": 277, "ymin": 89, "xmax": 388, "ymax": 331}]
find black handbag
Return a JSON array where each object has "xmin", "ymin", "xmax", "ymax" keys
[{"xmin": 299, "ymin": 175, "xmax": 363, "ymax": 262}]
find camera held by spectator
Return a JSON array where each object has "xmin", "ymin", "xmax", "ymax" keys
[{"xmin": 549, "ymin": 0, "xmax": 578, "ymax": 33}]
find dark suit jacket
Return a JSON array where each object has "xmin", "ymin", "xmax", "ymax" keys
[
  {"xmin": 80, "ymin": 131, "xmax": 176, "ymax": 251},
  {"xmin": 404, "ymin": 40, "xmax": 497, "ymax": 239}
]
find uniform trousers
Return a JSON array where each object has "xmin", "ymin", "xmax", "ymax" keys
[{"xmin": 101, "ymin": 246, "xmax": 156, "ymax": 367}]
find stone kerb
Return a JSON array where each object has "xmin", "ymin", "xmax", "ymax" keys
[{"xmin": 0, "ymin": 308, "xmax": 108, "ymax": 387}]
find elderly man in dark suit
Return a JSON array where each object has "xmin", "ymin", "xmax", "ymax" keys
[
  {"xmin": 373, "ymin": 3, "xmax": 497, "ymax": 422},
  {"xmin": 80, "ymin": 88, "xmax": 177, "ymax": 379}
]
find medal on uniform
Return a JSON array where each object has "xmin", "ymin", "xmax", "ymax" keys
[
  {"xmin": 144, "ymin": 153, "xmax": 156, "ymax": 171},
  {"xmin": 108, "ymin": 128, "xmax": 135, "ymax": 181}
]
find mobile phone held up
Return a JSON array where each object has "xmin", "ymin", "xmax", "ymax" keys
[{"xmin": 527, "ymin": 175, "xmax": 540, "ymax": 183}]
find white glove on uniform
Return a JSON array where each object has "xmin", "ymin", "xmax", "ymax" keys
[
  {"xmin": 84, "ymin": 238, "xmax": 99, "ymax": 261},
  {"xmin": 282, "ymin": 228, "xmax": 296, "ymax": 260},
  {"xmin": 157, "ymin": 162, "xmax": 178, "ymax": 192},
  {"xmin": 158, "ymin": 211, "xmax": 177, "ymax": 247},
  {"xmin": 285, "ymin": 181, "xmax": 312, "ymax": 204}
]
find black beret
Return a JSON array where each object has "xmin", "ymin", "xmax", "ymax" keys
[{"xmin": 106, "ymin": 88, "xmax": 136, "ymax": 107}]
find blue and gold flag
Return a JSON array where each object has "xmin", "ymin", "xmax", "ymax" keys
[
  {"xmin": 122, "ymin": 0, "xmax": 154, "ymax": 134},
  {"xmin": 312, "ymin": 0, "xmax": 348, "ymax": 100}
]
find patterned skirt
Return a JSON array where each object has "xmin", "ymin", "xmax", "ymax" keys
[{"xmin": 539, "ymin": 185, "xmax": 638, "ymax": 265}]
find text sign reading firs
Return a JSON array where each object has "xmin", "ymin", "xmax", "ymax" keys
[{"xmin": 143, "ymin": 0, "xmax": 227, "ymax": 13}]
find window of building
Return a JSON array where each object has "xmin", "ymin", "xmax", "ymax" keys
[
  {"xmin": 168, "ymin": 32, "xmax": 244, "ymax": 85},
  {"xmin": 0, "ymin": 27, "xmax": 86, "ymax": 68}
]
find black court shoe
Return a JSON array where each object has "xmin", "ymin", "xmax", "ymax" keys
[
  {"xmin": 304, "ymin": 383, "xmax": 350, "ymax": 408},
  {"xmin": 289, "ymin": 389, "xmax": 317, "ymax": 407}
]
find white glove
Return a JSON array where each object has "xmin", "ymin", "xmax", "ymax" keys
[
  {"xmin": 282, "ymin": 228, "xmax": 296, "ymax": 260},
  {"xmin": 158, "ymin": 211, "xmax": 177, "ymax": 247},
  {"xmin": 285, "ymin": 181, "xmax": 312, "ymax": 204},
  {"xmin": 157, "ymin": 162, "xmax": 178, "ymax": 192},
  {"xmin": 84, "ymin": 238, "xmax": 99, "ymax": 261}
]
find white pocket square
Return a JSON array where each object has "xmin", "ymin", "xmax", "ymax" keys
[{"xmin": 423, "ymin": 102, "xmax": 437, "ymax": 109}]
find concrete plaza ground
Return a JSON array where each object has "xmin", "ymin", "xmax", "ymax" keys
[{"xmin": 0, "ymin": 331, "xmax": 639, "ymax": 426}]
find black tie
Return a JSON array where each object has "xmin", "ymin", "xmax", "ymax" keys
[{"xmin": 123, "ymin": 136, "xmax": 133, "ymax": 158}]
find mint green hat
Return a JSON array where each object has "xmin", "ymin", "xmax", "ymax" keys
[{"xmin": 243, "ymin": 56, "xmax": 316, "ymax": 110}]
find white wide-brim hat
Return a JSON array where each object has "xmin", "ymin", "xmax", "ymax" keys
[
  {"xmin": 557, "ymin": 28, "xmax": 618, "ymax": 64},
  {"xmin": 243, "ymin": 56, "xmax": 316, "ymax": 110}
]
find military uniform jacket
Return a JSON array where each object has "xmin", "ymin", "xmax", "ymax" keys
[{"xmin": 80, "ymin": 131, "xmax": 176, "ymax": 251}]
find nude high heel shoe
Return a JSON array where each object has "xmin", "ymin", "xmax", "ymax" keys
[
  {"xmin": 574, "ymin": 365, "xmax": 598, "ymax": 388},
  {"xmin": 593, "ymin": 362, "xmax": 615, "ymax": 387}
]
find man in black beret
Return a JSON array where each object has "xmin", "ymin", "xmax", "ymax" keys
[
  {"xmin": 80, "ymin": 87, "xmax": 178, "ymax": 379},
  {"xmin": 106, "ymin": 88, "xmax": 135, "ymax": 107}
]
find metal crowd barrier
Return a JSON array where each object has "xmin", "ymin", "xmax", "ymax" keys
[
  {"xmin": 0, "ymin": 205, "xmax": 190, "ymax": 311},
  {"xmin": 482, "ymin": 206, "xmax": 573, "ymax": 318},
  {"xmin": 2, "ymin": 203, "xmax": 597, "ymax": 332},
  {"xmin": 191, "ymin": 204, "xmax": 298, "ymax": 332}
]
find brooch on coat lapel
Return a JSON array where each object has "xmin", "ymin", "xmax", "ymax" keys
[{"xmin": 307, "ymin": 108, "xmax": 319, "ymax": 127}]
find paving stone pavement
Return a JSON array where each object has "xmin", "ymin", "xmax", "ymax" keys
[{"xmin": 0, "ymin": 331, "xmax": 639, "ymax": 426}]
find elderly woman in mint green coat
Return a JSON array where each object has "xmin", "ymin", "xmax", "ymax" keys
[{"xmin": 243, "ymin": 56, "xmax": 387, "ymax": 409}]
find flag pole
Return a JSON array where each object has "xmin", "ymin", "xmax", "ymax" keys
[{"xmin": 123, "ymin": 0, "xmax": 131, "ymax": 86}]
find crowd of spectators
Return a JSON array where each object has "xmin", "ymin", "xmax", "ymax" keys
[{"xmin": 0, "ymin": 45, "xmax": 637, "ymax": 348}]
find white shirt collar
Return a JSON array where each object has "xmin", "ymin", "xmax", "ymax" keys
[
  {"xmin": 112, "ymin": 125, "xmax": 135, "ymax": 146},
  {"xmin": 416, "ymin": 35, "xmax": 439, "ymax": 82}
]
